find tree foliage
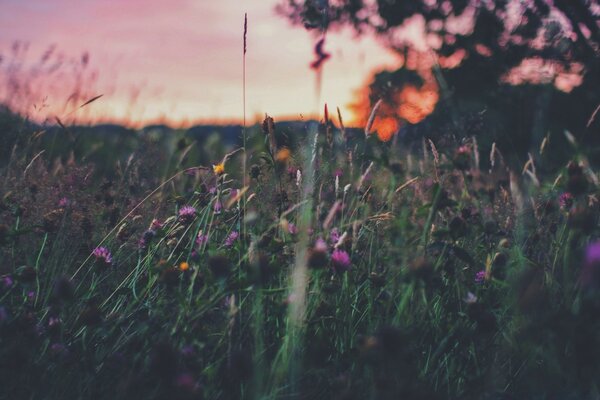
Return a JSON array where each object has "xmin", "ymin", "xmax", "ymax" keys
[{"xmin": 278, "ymin": 0, "xmax": 600, "ymax": 164}]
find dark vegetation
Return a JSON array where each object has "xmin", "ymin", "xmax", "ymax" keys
[{"xmin": 1, "ymin": 0, "xmax": 600, "ymax": 399}]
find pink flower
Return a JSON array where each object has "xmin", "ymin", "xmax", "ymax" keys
[
  {"xmin": 92, "ymin": 246, "xmax": 112, "ymax": 266},
  {"xmin": 178, "ymin": 206, "xmax": 197, "ymax": 223},
  {"xmin": 288, "ymin": 223, "xmax": 298, "ymax": 235},
  {"xmin": 580, "ymin": 241, "xmax": 600, "ymax": 289},
  {"xmin": 58, "ymin": 197, "xmax": 70, "ymax": 208},
  {"xmin": 150, "ymin": 219, "xmax": 164, "ymax": 231},
  {"xmin": 314, "ymin": 238, "xmax": 328, "ymax": 252},
  {"xmin": 329, "ymin": 228, "xmax": 341, "ymax": 245},
  {"xmin": 475, "ymin": 270, "xmax": 486, "ymax": 284},
  {"xmin": 214, "ymin": 200, "xmax": 222, "ymax": 214},
  {"xmin": 559, "ymin": 192, "xmax": 574, "ymax": 209},
  {"xmin": 196, "ymin": 232, "xmax": 209, "ymax": 247},
  {"xmin": 224, "ymin": 231, "xmax": 239, "ymax": 247},
  {"xmin": 331, "ymin": 249, "xmax": 351, "ymax": 273}
]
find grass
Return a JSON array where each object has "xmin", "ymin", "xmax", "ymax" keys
[
  {"xmin": 1, "ymin": 108, "xmax": 599, "ymax": 399},
  {"xmin": 1, "ymin": 22, "xmax": 600, "ymax": 400}
]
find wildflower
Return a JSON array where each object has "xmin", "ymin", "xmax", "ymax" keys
[
  {"xmin": 1, "ymin": 275, "xmax": 14, "ymax": 290},
  {"xmin": 315, "ymin": 237, "xmax": 328, "ymax": 252},
  {"xmin": 196, "ymin": 232, "xmax": 209, "ymax": 247},
  {"xmin": 331, "ymin": 249, "xmax": 351, "ymax": 273},
  {"xmin": 275, "ymin": 148, "xmax": 291, "ymax": 162},
  {"xmin": 475, "ymin": 270, "xmax": 486, "ymax": 284},
  {"xmin": 559, "ymin": 192, "xmax": 574, "ymax": 209},
  {"xmin": 93, "ymin": 246, "xmax": 113, "ymax": 266},
  {"xmin": 287, "ymin": 166, "xmax": 297, "ymax": 179},
  {"xmin": 288, "ymin": 222, "xmax": 298, "ymax": 235},
  {"xmin": 150, "ymin": 219, "xmax": 164, "ymax": 231},
  {"xmin": 138, "ymin": 229, "xmax": 156, "ymax": 250},
  {"xmin": 213, "ymin": 163, "xmax": 225, "ymax": 176},
  {"xmin": 464, "ymin": 292, "xmax": 478, "ymax": 304},
  {"xmin": 58, "ymin": 197, "xmax": 70, "ymax": 208},
  {"xmin": 179, "ymin": 261, "xmax": 190, "ymax": 271},
  {"xmin": 225, "ymin": 230, "xmax": 239, "ymax": 247},
  {"xmin": 329, "ymin": 228, "xmax": 341, "ymax": 246},
  {"xmin": 178, "ymin": 205, "xmax": 196, "ymax": 224},
  {"xmin": 580, "ymin": 240, "xmax": 600, "ymax": 289},
  {"xmin": 214, "ymin": 200, "xmax": 222, "ymax": 214},
  {"xmin": 48, "ymin": 316, "xmax": 61, "ymax": 330}
]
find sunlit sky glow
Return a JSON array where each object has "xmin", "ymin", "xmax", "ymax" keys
[{"xmin": 0, "ymin": 0, "xmax": 399, "ymax": 127}]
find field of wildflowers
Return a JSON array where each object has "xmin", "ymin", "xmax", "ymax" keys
[{"xmin": 1, "ymin": 98, "xmax": 600, "ymax": 399}]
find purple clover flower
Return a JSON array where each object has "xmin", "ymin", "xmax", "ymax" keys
[
  {"xmin": 214, "ymin": 200, "xmax": 222, "ymax": 214},
  {"xmin": 58, "ymin": 197, "xmax": 70, "ymax": 208},
  {"xmin": 288, "ymin": 223, "xmax": 298, "ymax": 235},
  {"xmin": 150, "ymin": 219, "xmax": 164, "ymax": 231},
  {"xmin": 559, "ymin": 192, "xmax": 574, "ymax": 210},
  {"xmin": 224, "ymin": 230, "xmax": 239, "ymax": 247},
  {"xmin": 330, "ymin": 228, "xmax": 341, "ymax": 246},
  {"xmin": 138, "ymin": 229, "xmax": 156, "ymax": 250},
  {"xmin": 92, "ymin": 246, "xmax": 113, "ymax": 266},
  {"xmin": 1, "ymin": 275, "xmax": 14, "ymax": 290},
  {"xmin": 196, "ymin": 232, "xmax": 209, "ymax": 247},
  {"xmin": 581, "ymin": 240, "xmax": 600, "ymax": 289},
  {"xmin": 314, "ymin": 238, "xmax": 328, "ymax": 252},
  {"xmin": 475, "ymin": 270, "xmax": 486, "ymax": 284},
  {"xmin": 178, "ymin": 205, "xmax": 197, "ymax": 223},
  {"xmin": 331, "ymin": 249, "xmax": 351, "ymax": 273}
]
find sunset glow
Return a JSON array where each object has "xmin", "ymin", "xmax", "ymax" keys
[{"xmin": 0, "ymin": 0, "xmax": 399, "ymax": 127}]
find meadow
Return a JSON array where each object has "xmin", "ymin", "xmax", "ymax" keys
[{"xmin": 1, "ymin": 94, "xmax": 600, "ymax": 400}]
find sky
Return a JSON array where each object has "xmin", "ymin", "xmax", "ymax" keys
[{"xmin": 0, "ymin": 0, "xmax": 399, "ymax": 127}]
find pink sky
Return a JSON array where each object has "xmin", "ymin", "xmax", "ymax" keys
[{"xmin": 0, "ymin": 0, "xmax": 399, "ymax": 127}]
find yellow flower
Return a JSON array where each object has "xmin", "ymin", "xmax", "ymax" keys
[
  {"xmin": 275, "ymin": 148, "xmax": 291, "ymax": 162},
  {"xmin": 213, "ymin": 163, "xmax": 225, "ymax": 175},
  {"xmin": 179, "ymin": 261, "xmax": 189, "ymax": 271}
]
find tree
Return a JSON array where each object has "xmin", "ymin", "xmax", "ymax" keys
[{"xmin": 277, "ymin": 0, "xmax": 600, "ymax": 165}]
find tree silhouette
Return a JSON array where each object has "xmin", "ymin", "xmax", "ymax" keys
[{"xmin": 278, "ymin": 0, "xmax": 600, "ymax": 165}]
